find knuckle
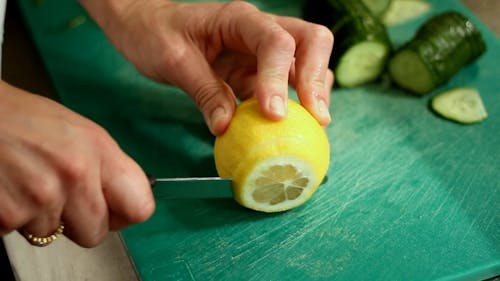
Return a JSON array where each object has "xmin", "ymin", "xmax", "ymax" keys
[
  {"xmin": 192, "ymin": 81, "xmax": 225, "ymax": 111},
  {"xmin": 90, "ymin": 124, "xmax": 111, "ymax": 144},
  {"xmin": 311, "ymin": 24, "xmax": 334, "ymax": 46},
  {"xmin": 87, "ymin": 199, "xmax": 107, "ymax": 222},
  {"xmin": 56, "ymin": 155, "xmax": 89, "ymax": 183},
  {"xmin": 267, "ymin": 29, "xmax": 296, "ymax": 54},
  {"xmin": 87, "ymin": 124, "xmax": 116, "ymax": 151},
  {"xmin": 222, "ymin": 1, "xmax": 258, "ymax": 14},
  {"xmin": 159, "ymin": 45, "xmax": 188, "ymax": 72},
  {"xmin": 23, "ymin": 176, "xmax": 59, "ymax": 208},
  {"xmin": 311, "ymin": 77, "xmax": 326, "ymax": 92}
]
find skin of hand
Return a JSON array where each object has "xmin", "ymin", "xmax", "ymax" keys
[
  {"xmin": 0, "ymin": 81, "xmax": 155, "ymax": 247},
  {"xmin": 79, "ymin": 0, "xmax": 335, "ymax": 135}
]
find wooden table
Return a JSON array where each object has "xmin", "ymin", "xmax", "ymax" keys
[{"xmin": 2, "ymin": 1, "xmax": 499, "ymax": 280}]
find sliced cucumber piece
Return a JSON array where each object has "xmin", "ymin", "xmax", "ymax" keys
[
  {"xmin": 389, "ymin": 11, "xmax": 487, "ymax": 95},
  {"xmin": 431, "ymin": 88, "xmax": 487, "ymax": 124},
  {"xmin": 361, "ymin": 0, "xmax": 392, "ymax": 17},
  {"xmin": 303, "ymin": 0, "xmax": 391, "ymax": 87},
  {"xmin": 336, "ymin": 41, "xmax": 389, "ymax": 87},
  {"xmin": 389, "ymin": 49, "xmax": 434, "ymax": 94},
  {"xmin": 328, "ymin": 0, "xmax": 392, "ymax": 87},
  {"xmin": 383, "ymin": 0, "xmax": 431, "ymax": 26}
]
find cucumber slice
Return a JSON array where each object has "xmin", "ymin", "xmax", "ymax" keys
[
  {"xmin": 328, "ymin": 0, "xmax": 392, "ymax": 87},
  {"xmin": 431, "ymin": 88, "xmax": 487, "ymax": 124},
  {"xmin": 383, "ymin": 0, "xmax": 431, "ymax": 26},
  {"xmin": 361, "ymin": 0, "xmax": 391, "ymax": 17},
  {"xmin": 303, "ymin": 0, "xmax": 391, "ymax": 87},
  {"xmin": 336, "ymin": 41, "xmax": 389, "ymax": 87},
  {"xmin": 389, "ymin": 11, "xmax": 487, "ymax": 95},
  {"xmin": 389, "ymin": 49, "xmax": 434, "ymax": 94}
]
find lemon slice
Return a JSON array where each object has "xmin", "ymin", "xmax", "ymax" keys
[{"xmin": 214, "ymin": 98, "xmax": 330, "ymax": 212}]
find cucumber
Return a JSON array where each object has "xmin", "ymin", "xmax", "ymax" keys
[
  {"xmin": 361, "ymin": 0, "xmax": 391, "ymax": 17},
  {"xmin": 303, "ymin": 0, "xmax": 391, "ymax": 87},
  {"xmin": 431, "ymin": 88, "xmax": 487, "ymax": 124},
  {"xmin": 306, "ymin": 0, "xmax": 392, "ymax": 88},
  {"xmin": 389, "ymin": 11, "xmax": 487, "ymax": 95},
  {"xmin": 382, "ymin": 0, "xmax": 431, "ymax": 26}
]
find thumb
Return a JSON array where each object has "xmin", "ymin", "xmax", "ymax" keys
[{"xmin": 166, "ymin": 46, "xmax": 237, "ymax": 135}]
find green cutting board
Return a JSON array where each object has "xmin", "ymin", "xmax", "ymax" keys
[{"xmin": 17, "ymin": 0, "xmax": 499, "ymax": 280}]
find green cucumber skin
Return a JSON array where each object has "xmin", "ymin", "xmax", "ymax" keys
[
  {"xmin": 394, "ymin": 11, "xmax": 487, "ymax": 90},
  {"xmin": 361, "ymin": 0, "xmax": 391, "ymax": 17},
  {"xmin": 304, "ymin": 0, "xmax": 391, "ymax": 69},
  {"xmin": 327, "ymin": 0, "xmax": 391, "ymax": 66}
]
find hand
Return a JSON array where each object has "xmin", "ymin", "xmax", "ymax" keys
[
  {"xmin": 80, "ymin": 0, "xmax": 334, "ymax": 135},
  {"xmin": 0, "ymin": 81, "xmax": 155, "ymax": 247}
]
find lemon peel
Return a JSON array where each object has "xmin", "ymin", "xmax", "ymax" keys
[{"xmin": 214, "ymin": 98, "xmax": 330, "ymax": 212}]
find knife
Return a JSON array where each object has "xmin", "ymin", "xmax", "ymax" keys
[
  {"xmin": 147, "ymin": 174, "xmax": 329, "ymax": 200},
  {"xmin": 148, "ymin": 175, "xmax": 234, "ymax": 199}
]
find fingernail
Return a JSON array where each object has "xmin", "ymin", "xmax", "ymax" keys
[
  {"xmin": 316, "ymin": 99, "xmax": 331, "ymax": 123},
  {"xmin": 210, "ymin": 107, "xmax": 227, "ymax": 133},
  {"xmin": 269, "ymin": 95, "xmax": 286, "ymax": 118}
]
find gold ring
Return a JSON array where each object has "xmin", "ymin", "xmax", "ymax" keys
[{"xmin": 21, "ymin": 222, "xmax": 65, "ymax": 247}]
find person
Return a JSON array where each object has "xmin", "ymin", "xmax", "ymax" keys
[{"xmin": 0, "ymin": 0, "xmax": 334, "ymax": 247}]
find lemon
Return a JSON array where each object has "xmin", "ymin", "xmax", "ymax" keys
[{"xmin": 214, "ymin": 98, "xmax": 330, "ymax": 212}]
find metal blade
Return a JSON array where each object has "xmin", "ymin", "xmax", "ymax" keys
[{"xmin": 149, "ymin": 176, "xmax": 233, "ymax": 199}]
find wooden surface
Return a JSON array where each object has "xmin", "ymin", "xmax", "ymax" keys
[{"xmin": 2, "ymin": 0, "xmax": 499, "ymax": 280}]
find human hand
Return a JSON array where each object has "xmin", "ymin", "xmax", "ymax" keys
[
  {"xmin": 80, "ymin": 0, "xmax": 334, "ymax": 135},
  {"xmin": 0, "ymin": 81, "xmax": 155, "ymax": 247}
]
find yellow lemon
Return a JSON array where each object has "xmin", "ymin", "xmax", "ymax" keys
[{"xmin": 214, "ymin": 98, "xmax": 330, "ymax": 212}]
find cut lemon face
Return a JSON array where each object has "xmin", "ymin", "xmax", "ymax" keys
[{"xmin": 214, "ymin": 98, "xmax": 330, "ymax": 212}]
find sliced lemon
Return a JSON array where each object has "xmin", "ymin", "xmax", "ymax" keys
[{"xmin": 214, "ymin": 98, "xmax": 330, "ymax": 212}]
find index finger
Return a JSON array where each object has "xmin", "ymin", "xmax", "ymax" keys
[
  {"xmin": 99, "ymin": 137, "xmax": 155, "ymax": 227},
  {"xmin": 214, "ymin": 2, "xmax": 296, "ymax": 120},
  {"xmin": 277, "ymin": 16, "xmax": 334, "ymax": 125}
]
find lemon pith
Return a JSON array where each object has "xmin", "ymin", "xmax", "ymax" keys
[{"xmin": 214, "ymin": 98, "xmax": 330, "ymax": 212}]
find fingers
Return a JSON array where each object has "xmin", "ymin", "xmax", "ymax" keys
[
  {"xmin": 21, "ymin": 211, "xmax": 63, "ymax": 238},
  {"xmin": 212, "ymin": 52, "xmax": 257, "ymax": 101},
  {"xmin": 99, "ymin": 136, "xmax": 155, "ymax": 229},
  {"xmin": 212, "ymin": 2, "xmax": 334, "ymax": 124},
  {"xmin": 215, "ymin": 2, "xmax": 296, "ymax": 120},
  {"xmin": 276, "ymin": 16, "xmax": 334, "ymax": 125},
  {"xmin": 0, "ymin": 141, "xmax": 63, "ymax": 237},
  {"xmin": 0, "ymin": 82, "xmax": 155, "ymax": 248},
  {"xmin": 61, "ymin": 174, "xmax": 110, "ymax": 248},
  {"xmin": 326, "ymin": 69, "xmax": 335, "ymax": 93},
  {"xmin": 158, "ymin": 40, "xmax": 237, "ymax": 135},
  {"xmin": 252, "ymin": 24, "xmax": 295, "ymax": 121}
]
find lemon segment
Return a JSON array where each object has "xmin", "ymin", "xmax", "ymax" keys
[
  {"xmin": 214, "ymin": 98, "xmax": 330, "ymax": 213},
  {"xmin": 243, "ymin": 156, "xmax": 317, "ymax": 212}
]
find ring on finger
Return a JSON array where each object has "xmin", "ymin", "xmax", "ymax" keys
[{"xmin": 21, "ymin": 222, "xmax": 65, "ymax": 247}]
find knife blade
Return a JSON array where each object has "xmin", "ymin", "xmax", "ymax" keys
[
  {"xmin": 147, "ymin": 174, "xmax": 329, "ymax": 200},
  {"xmin": 148, "ymin": 175, "xmax": 233, "ymax": 199}
]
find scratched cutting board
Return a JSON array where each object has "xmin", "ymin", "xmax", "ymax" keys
[{"xmin": 17, "ymin": 0, "xmax": 499, "ymax": 280}]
